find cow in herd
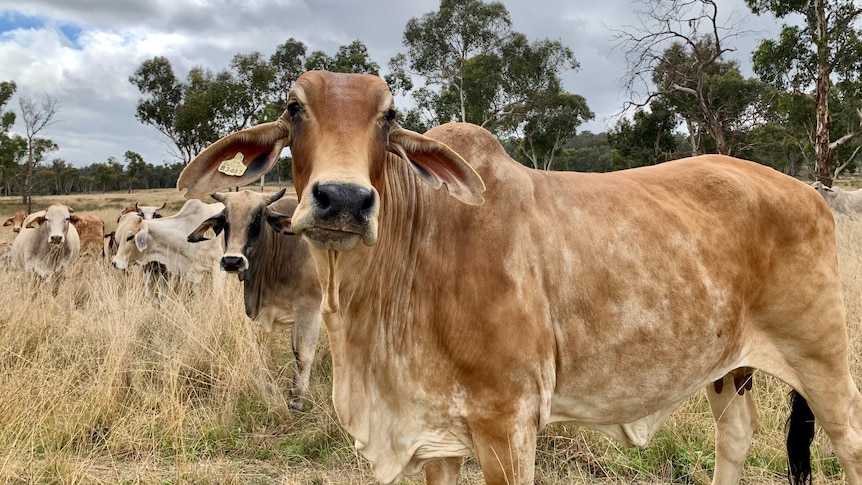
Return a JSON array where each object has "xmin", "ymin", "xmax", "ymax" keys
[
  {"xmin": 111, "ymin": 199, "xmax": 226, "ymax": 295},
  {"xmin": 10, "ymin": 203, "xmax": 80, "ymax": 281},
  {"xmin": 178, "ymin": 71, "xmax": 862, "ymax": 485},
  {"xmin": 3, "ymin": 210, "xmax": 27, "ymax": 233},
  {"xmin": 812, "ymin": 181, "xmax": 862, "ymax": 216},
  {"xmin": 188, "ymin": 189, "xmax": 321, "ymax": 411}
]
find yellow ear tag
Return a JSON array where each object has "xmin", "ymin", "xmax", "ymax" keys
[
  {"xmin": 217, "ymin": 152, "xmax": 247, "ymax": 177},
  {"xmin": 204, "ymin": 227, "xmax": 217, "ymax": 239}
]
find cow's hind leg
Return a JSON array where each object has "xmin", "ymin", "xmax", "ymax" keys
[
  {"xmin": 706, "ymin": 370, "xmax": 759, "ymax": 485},
  {"xmin": 787, "ymin": 363, "xmax": 862, "ymax": 485}
]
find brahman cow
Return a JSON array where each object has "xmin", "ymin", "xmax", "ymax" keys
[
  {"xmin": 112, "ymin": 199, "xmax": 225, "ymax": 295},
  {"xmin": 177, "ymin": 71, "xmax": 862, "ymax": 485},
  {"xmin": 118, "ymin": 202, "xmax": 166, "ymax": 222},
  {"xmin": 3, "ymin": 210, "xmax": 27, "ymax": 233},
  {"xmin": 71, "ymin": 214, "xmax": 106, "ymax": 259},
  {"xmin": 187, "ymin": 189, "xmax": 322, "ymax": 411},
  {"xmin": 811, "ymin": 181, "xmax": 862, "ymax": 216},
  {"xmin": 11, "ymin": 203, "xmax": 80, "ymax": 281}
]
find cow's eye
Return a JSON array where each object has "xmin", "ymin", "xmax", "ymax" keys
[
  {"xmin": 125, "ymin": 234, "xmax": 134, "ymax": 242},
  {"xmin": 384, "ymin": 108, "xmax": 397, "ymax": 123},
  {"xmin": 287, "ymin": 101, "xmax": 302, "ymax": 118}
]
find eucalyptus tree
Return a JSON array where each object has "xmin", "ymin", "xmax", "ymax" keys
[
  {"xmin": 748, "ymin": 0, "xmax": 862, "ymax": 184},
  {"xmin": 617, "ymin": 0, "xmax": 766, "ymax": 156},
  {"xmin": 18, "ymin": 94, "xmax": 59, "ymax": 212},
  {"xmin": 399, "ymin": 0, "xmax": 589, "ymax": 168},
  {"xmin": 0, "ymin": 81, "xmax": 26, "ymax": 196}
]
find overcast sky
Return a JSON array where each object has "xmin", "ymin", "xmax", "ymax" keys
[{"xmin": 0, "ymin": 0, "xmax": 790, "ymax": 168}]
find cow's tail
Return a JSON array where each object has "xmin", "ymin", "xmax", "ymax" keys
[{"xmin": 786, "ymin": 389, "xmax": 815, "ymax": 485}]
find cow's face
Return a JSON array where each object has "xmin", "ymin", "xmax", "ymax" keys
[
  {"xmin": 188, "ymin": 189, "xmax": 286, "ymax": 273},
  {"xmin": 28, "ymin": 204, "xmax": 73, "ymax": 245},
  {"xmin": 111, "ymin": 213, "xmax": 144, "ymax": 270},
  {"xmin": 178, "ymin": 70, "xmax": 484, "ymax": 253},
  {"xmin": 4, "ymin": 210, "xmax": 27, "ymax": 233}
]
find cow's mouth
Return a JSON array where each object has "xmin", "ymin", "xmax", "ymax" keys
[{"xmin": 302, "ymin": 226, "xmax": 364, "ymax": 251}]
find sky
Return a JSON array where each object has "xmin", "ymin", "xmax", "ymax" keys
[{"xmin": 0, "ymin": 0, "xmax": 792, "ymax": 168}]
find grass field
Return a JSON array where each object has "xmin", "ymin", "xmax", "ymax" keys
[{"xmin": 0, "ymin": 185, "xmax": 860, "ymax": 484}]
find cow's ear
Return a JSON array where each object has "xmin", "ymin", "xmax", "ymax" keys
[
  {"xmin": 3, "ymin": 218, "xmax": 11, "ymax": 226},
  {"xmin": 388, "ymin": 127, "xmax": 485, "ymax": 206},
  {"xmin": 134, "ymin": 227, "xmax": 149, "ymax": 251},
  {"xmin": 188, "ymin": 214, "xmax": 224, "ymax": 243},
  {"xmin": 265, "ymin": 207, "xmax": 295, "ymax": 235},
  {"xmin": 26, "ymin": 216, "xmax": 45, "ymax": 228},
  {"xmin": 177, "ymin": 119, "xmax": 291, "ymax": 199},
  {"xmin": 69, "ymin": 215, "xmax": 81, "ymax": 224}
]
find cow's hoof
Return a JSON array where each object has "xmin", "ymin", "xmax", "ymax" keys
[{"xmin": 289, "ymin": 397, "xmax": 308, "ymax": 412}]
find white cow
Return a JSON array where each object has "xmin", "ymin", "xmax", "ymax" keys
[
  {"xmin": 111, "ymin": 199, "xmax": 225, "ymax": 294},
  {"xmin": 11, "ymin": 203, "xmax": 80, "ymax": 280},
  {"xmin": 811, "ymin": 181, "xmax": 862, "ymax": 215}
]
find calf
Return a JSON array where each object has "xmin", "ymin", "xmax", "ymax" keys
[
  {"xmin": 188, "ymin": 189, "xmax": 322, "ymax": 411},
  {"xmin": 71, "ymin": 214, "xmax": 106, "ymax": 258}
]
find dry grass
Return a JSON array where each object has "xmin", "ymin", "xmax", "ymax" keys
[{"xmin": 0, "ymin": 187, "xmax": 860, "ymax": 484}]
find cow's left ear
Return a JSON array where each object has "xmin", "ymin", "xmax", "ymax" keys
[
  {"xmin": 69, "ymin": 215, "xmax": 81, "ymax": 225},
  {"xmin": 265, "ymin": 206, "xmax": 295, "ymax": 235},
  {"xmin": 388, "ymin": 128, "xmax": 485, "ymax": 206},
  {"xmin": 178, "ymin": 118, "xmax": 291, "ymax": 199},
  {"xmin": 134, "ymin": 227, "xmax": 149, "ymax": 251}
]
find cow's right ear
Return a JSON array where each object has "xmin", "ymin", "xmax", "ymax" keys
[
  {"xmin": 3, "ymin": 218, "xmax": 11, "ymax": 227},
  {"xmin": 26, "ymin": 216, "xmax": 45, "ymax": 229},
  {"xmin": 265, "ymin": 207, "xmax": 295, "ymax": 235},
  {"xmin": 188, "ymin": 214, "xmax": 225, "ymax": 243},
  {"xmin": 134, "ymin": 227, "xmax": 149, "ymax": 251},
  {"xmin": 177, "ymin": 118, "xmax": 291, "ymax": 199}
]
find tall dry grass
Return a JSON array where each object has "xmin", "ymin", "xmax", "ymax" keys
[{"xmin": 0, "ymin": 189, "xmax": 860, "ymax": 483}]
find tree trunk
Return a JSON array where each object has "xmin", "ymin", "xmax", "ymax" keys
[{"xmin": 813, "ymin": 0, "xmax": 832, "ymax": 186}]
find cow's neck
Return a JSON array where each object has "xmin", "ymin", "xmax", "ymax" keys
[{"xmin": 317, "ymin": 155, "xmax": 438, "ymax": 449}]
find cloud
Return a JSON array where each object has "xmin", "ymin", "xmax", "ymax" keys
[{"xmin": 0, "ymin": 0, "xmax": 788, "ymax": 167}]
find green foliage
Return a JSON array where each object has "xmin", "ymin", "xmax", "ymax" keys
[{"xmin": 608, "ymin": 101, "xmax": 680, "ymax": 169}]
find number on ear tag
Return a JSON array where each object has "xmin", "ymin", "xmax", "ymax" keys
[{"xmin": 218, "ymin": 153, "xmax": 247, "ymax": 177}]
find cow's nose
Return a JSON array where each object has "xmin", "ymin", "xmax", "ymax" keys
[
  {"xmin": 221, "ymin": 255, "xmax": 246, "ymax": 272},
  {"xmin": 313, "ymin": 183, "xmax": 375, "ymax": 225},
  {"xmin": 12, "ymin": 228, "xmax": 19, "ymax": 233},
  {"xmin": 50, "ymin": 235, "xmax": 63, "ymax": 244}
]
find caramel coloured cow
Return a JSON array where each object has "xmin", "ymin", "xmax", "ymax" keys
[
  {"xmin": 3, "ymin": 210, "xmax": 27, "ymax": 233},
  {"xmin": 178, "ymin": 71, "xmax": 862, "ymax": 485},
  {"xmin": 71, "ymin": 214, "xmax": 106, "ymax": 258}
]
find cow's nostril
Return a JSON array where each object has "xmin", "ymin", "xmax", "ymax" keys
[{"xmin": 312, "ymin": 184, "xmax": 331, "ymax": 210}]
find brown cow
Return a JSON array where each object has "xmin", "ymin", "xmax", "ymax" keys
[
  {"xmin": 188, "ymin": 189, "xmax": 322, "ymax": 411},
  {"xmin": 178, "ymin": 71, "xmax": 862, "ymax": 485},
  {"xmin": 3, "ymin": 210, "xmax": 27, "ymax": 233},
  {"xmin": 71, "ymin": 214, "xmax": 106, "ymax": 258}
]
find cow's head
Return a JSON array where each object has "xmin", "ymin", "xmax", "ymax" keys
[
  {"xmin": 188, "ymin": 188, "xmax": 287, "ymax": 273},
  {"xmin": 178, "ymin": 70, "xmax": 484, "ymax": 252},
  {"xmin": 135, "ymin": 202, "xmax": 166, "ymax": 220},
  {"xmin": 27, "ymin": 204, "xmax": 76, "ymax": 245},
  {"xmin": 4, "ymin": 210, "xmax": 28, "ymax": 233},
  {"xmin": 111, "ymin": 213, "xmax": 144, "ymax": 270}
]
